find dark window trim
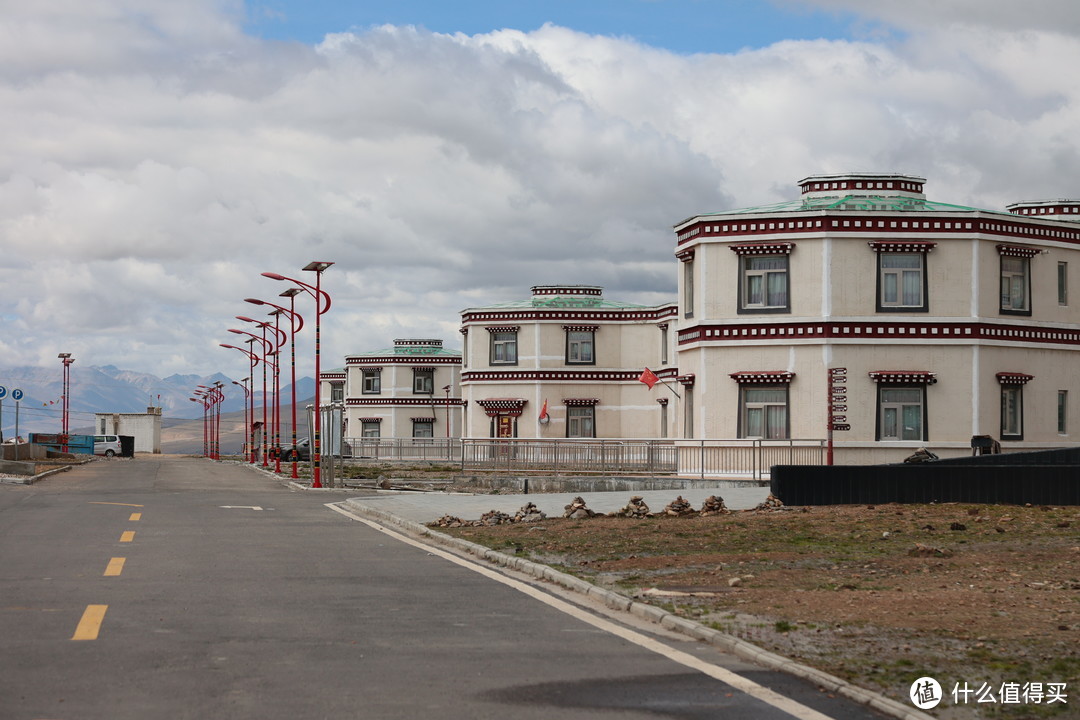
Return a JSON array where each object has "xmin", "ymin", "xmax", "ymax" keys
[
  {"xmin": 999, "ymin": 254, "xmax": 1033, "ymax": 318},
  {"xmin": 1000, "ymin": 385, "xmax": 1025, "ymax": 441},
  {"xmin": 565, "ymin": 329, "xmax": 596, "ymax": 366},
  {"xmin": 874, "ymin": 384, "xmax": 929, "ymax": 442},
  {"xmin": 875, "ymin": 251, "xmax": 930, "ymax": 313},
  {"xmin": 736, "ymin": 254, "xmax": 791, "ymax": 315},
  {"xmin": 736, "ymin": 384, "xmax": 790, "ymax": 439}
]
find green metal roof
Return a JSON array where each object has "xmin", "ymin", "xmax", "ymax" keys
[
  {"xmin": 349, "ymin": 347, "xmax": 461, "ymax": 358},
  {"xmin": 474, "ymin": 296, "xmax": 653, "ymax": 311},
  {"xmin": 689, "ymin": 194, "xmax": 1015, "ymax": 220}
]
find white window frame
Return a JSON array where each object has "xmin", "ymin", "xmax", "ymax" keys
[
  {"xmin": 490, "ymin": 332, "xmax": 518, "ymax": 365},
  {"xmin": 878, "ymin": 386, "xmax": 925, "ymax": 441},
  {"xmin": 362, "ymin": 369, "xmax": 381, "ymax": 395},
  {"xmin": 566, "ymin": 406, "xmax": 595, "ymax": 438},
  {"xmin": 739, "ymin": 386, "xmax": 789, "ymax": 440},
  {"xmin": 740, "ymin": 255, "xmax": 789, "ymax": 311},
  {"xmin": 1000, "ymin": 256, "xmax": 1031, "ymax": 314},
  {"xmin": 879, "ymin": 252, "xmax": 926, "ymax": 310},
  {"xmin": 413, "ymin": 368, "xmax": 434, "ymax": 395},
  {"xmin": 566, "ymin": 330, "xmax": 595, "ymax": 365}
]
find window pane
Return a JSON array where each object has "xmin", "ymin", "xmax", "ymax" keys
[
  {"xmin": 746, "ymin": 275, "xmax": 762, "ymax": 305},
  {"xmin": 883, "ymin": 408, "xmax": 898, "ymax": 438},
  {"xmin": 747, "ymin": 256, "xmax": 786, "ymax": 270},
  {"xmin": 745, "ymin": 388, "xmax": 787, "ymax": 403},
  {"xmin": 901, "ymin": 404, "xmax": 922, "ymax": 440},
  {"xmin": 746, "ymin": 407, "xmax": 763, "ymax": 437},
  {"xmin": 881, "ymin": 254, "xmax": 921, "ymax": 269},
  {"xmin": 766, "ymin": 271, "xmax": 788, "ymax": 306},
  {"xmin": 765, "ymin": 405, "xmax": 787, "ymax": 439},
  {"xmin": 883, "ymin": 273, "xmax": 898, "ymax": 303},
  {"xmin": 902, "ymin": 270, "xmax": 922, "ymax": 305},
  {"xmin": 881, "ymin": 388, "xmax": 922, "ymax": 403}
]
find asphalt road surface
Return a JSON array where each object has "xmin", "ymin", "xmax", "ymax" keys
[{"xmin": 0, "ymin": 456, "xmax": 895, "ymax": 720}]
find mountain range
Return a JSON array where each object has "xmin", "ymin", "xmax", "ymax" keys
[{"xmin": 0, "ymin": 364, "xmax": 315, "ymax": 437}]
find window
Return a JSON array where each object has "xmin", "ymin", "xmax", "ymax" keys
[
  {"xmin": 330, "ymin": 384, "xmax": 344, "ymax": 403},
  {"xmin": 566, "ymin": 330, "xmax": 595, "ymax": 365},
  {"xmin": 567, "ymin": 406, "xmax": 595, "ymax": 438},
  {"xmin": 1058, "ymin": 390, "xmax": 1068, "ymax": 435},
  {"xmin": 361, "ymin": 421, "xmax": 381, "ymax": 438},
  {"xmin": 1001, "ymin": 386, "xmax": 1023, "ymax": 438},
  {"xmin": 740, "ymin": 255, "xmax": 789, "ymax": 312},
  {"xmin": 1059, "ymin": 262, "xmax": 1068, "ymax": 306},
  {"xmin": 878, "ymin": 253, "xmax": 926, "ymax": 310},
  {"xmin": 412, "ymin": 420, "xmax": 434, "ymax": 439},
  {"xmin": 490, "ymin": 331, "xmax": 517, "ymax": 365},
  {"xmin": 413, "ymin": 368, "xmax": 434, "ymax": 394},
  {"xmin": 660, "ymin": 325, "xmax": 669, "ymax": 365},
  {"xmin": 683, "ymin": 258, "xmax": 695, "ymax": 317},
  {"xmin": 659, "ymin": 401, "xmax": 668, "ymax": 439},
  {"xmin": 684, "ymin": 386, "xmax": 694, "ymax": 438},
  {"xmin": 878, "ymin": 387, "xmax": 925, "ymax": 441},
  {"xmin": 362, "ymin": 369, "xmax": 381, "ymax": 394},
  {"xmin": 1000, "ymin": 256, "xmax": 1030, "ymax": 314},
  {"xmin": 740, "ymin": 387, "xmax": 789, "ymax": 439}
]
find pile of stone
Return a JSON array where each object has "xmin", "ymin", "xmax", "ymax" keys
[
  {"xmin": 699, "ymin": 495, "xmax": 730, "ymax": 516},
  {"xmin": 431, "ymin": 515, "xmax": 466, "ymax": 528},
  {"xmin": 563, "ymin": 496, "xmax": 601, "ymax": 519},
  {"xmin": 514, "ymin": 502, "xmax": 547, "ymax": 523},
  {"xmin": 610, "ymin": 495, "xmax": 652, "ymax": 518},
  {"xmin": 478, "ymin": 510, "xmax": 514, "ymax": 526},
  {"xmin": 661, "ymin": 495, "xmax": 696, "ymax": 517},
  {"xmin": 752, "ymin": 494, "xmax": 785, "ymax": 512}
]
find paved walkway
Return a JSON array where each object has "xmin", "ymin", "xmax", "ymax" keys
[{"xmin": 344, "ymin": 484, "xmax": 771, "ymax": 524}]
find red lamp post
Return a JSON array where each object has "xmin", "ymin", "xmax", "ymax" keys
[
  {"xmin": 245, "ymin": 295, "xmax": 304, "ymax": 479},
  {"xmin": 190, "ymin": 392, "xmax": 209, "ymax": 457},
  {"xmin": 229, "ymin": 326, "xmax": 274, "ymax": 465},
  {"xmin": 232, "ymin": 378, "xmax": 250, "ymax": 460},
  {"xmin": 262, "ymin": 262, "xmax": 333, "ymax": 488},
  {"xmin": 238, "ymin": 316, "xmax": 285, "ymax": 471},
  {"xmin": 220, "ymin": 342, "xmax": 260, "ymax": 463},
  {"xmin": 58, "ymin": 353, "xmax": 74, "ymax": 452}
]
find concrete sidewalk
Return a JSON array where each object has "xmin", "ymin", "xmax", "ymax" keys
[{"xmin": 344, "ymin": 484, "xmax": 771, "ymax": 524}]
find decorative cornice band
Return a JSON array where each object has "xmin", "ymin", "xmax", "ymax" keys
[
  {"xmin": 729, "ymin": 371, "xmax": 796, "ymax": 384},
  {"xmin": 563, "ymin": 325, "xmax": 599, "ymax": 333},
  {"xmin": 996, "ymin": 372, "xmax": 1035, "ymax": 385},
  {"xmin": 678, "ymin": 321, "xmax": 1080, "ymax": 347},
  {"xmin": 869, "ymin": 371, "xmax": 938, "ymax": 384},
  {"xmin": 997, "ymin": 244, "xmax": 1041, "ymax": 258},
  {"xmin": 675, "ymin": 214, "xmax": 1080, "ymax": 248},
  {"xmin": 346, "ymin": 398, "xmax": 463, "ymax": 406},
  {"xmin": 728, "ymin": 241, "xmax": 795, "ymax": 256},
  {"xmin": 461, "ymin": 306, "xmax": 678, "ymax": 324},
  {"xmin": 462, "ymin": 368, "xmax": 679, "ymax": 383},
  {"xmin": 868, "ymin": 241, "xmax": 937, "ymax": 253},
  {"xmin": 563, "ymin": 398, "xmax": 599, "ymax": 406},
  {"xmin": 347, "ymin": 357, "xmax": 460, "ymax": 365}
]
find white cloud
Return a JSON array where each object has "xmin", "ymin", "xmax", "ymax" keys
[{"xmin": 2, "ymin": 1, "xmax": 1080, "ymax": 382}]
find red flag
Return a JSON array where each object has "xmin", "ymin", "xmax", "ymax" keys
[
  {"xmin": 539, "ymin": 399, "xmax": 549, "ymax": 423},
  {"xmin": 638, "ymin": 367, "xmax": 659, "ymax": 389}
]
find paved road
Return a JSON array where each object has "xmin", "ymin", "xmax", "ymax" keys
[{"xmin": 0, "ymin": 456, "xmax": 892, "ymax": 719}]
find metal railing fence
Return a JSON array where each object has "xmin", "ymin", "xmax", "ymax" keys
[{"xmin": 336, "ymin": 436, "xmax": 826, "ymax": 478}]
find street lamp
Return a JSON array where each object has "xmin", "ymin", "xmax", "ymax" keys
[
  {"xmin": 245, "ymin": 294, "xmax": 304, "ymax": 478},
  {"xmin": 262, "ymin": 262, "xmax": 333, "ymax": 488},
  {"xmin": 58, "ymin": 353, "xmax": 74, "ymax": 452},
  {"xmin": 232, "ymin": 378, "xmax": 251, "ymax": 461},
  {"xmin": 232, "ymin": 320, "xmax": 283, "ymax": 467},
  {"xmin": 190, "ymin": 392, "xmax": 209, "ymax": 458},
  {"xmin": 221, "ymin": 343, "xmax": 260, "ymax": 463}
]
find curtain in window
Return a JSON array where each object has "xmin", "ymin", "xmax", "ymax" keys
[
  {"xmin": 746, "ymin": 257, "xmax": 788, "ymax": 306},
  {"xmin": 882, "ymin": 254, "xmax": 922, "ymax": 305}
]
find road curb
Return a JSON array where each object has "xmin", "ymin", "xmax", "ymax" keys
[{"xmin": 342, "ymin": 497, "xmax": 934, "ymax": 720}]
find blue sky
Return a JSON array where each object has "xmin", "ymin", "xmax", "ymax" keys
[{"xmin": 245, "ymin": 0, "xmax": 864, "ymax": 54}]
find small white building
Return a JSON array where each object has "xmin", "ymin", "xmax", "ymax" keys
[
  {"xmin": 95, "ymin": 407, "xmax": 163, "ymax": 454},
  {"xmin": 324, "ymin": 339, "xmax": 462, "ymax": 441},
  {"xmin": 460, "ymin": 285, "xmax": 679, "ymax": 439}
]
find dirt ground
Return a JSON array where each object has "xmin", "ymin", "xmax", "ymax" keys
[{"xmin": 438, "ymin": 497, "xmax": 1080, "ymax": 719}]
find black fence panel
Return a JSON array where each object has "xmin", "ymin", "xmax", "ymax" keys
[{"xmin": 771, "ymin": 464, "xmax": 1080, "ymax": 506}]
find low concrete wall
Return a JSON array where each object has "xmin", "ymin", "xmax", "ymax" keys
[
  {"xmin": 0, "ymin": 459, "xmax": 36, "ymax": 476},
  {"xmin": 457, "ymin": 475, "xmax": 766, "ymax": 493}
]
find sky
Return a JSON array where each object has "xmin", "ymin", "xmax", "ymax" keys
[{"xmin": 3, "ymin": 0, "xmax": 1080, "ymax": 386}]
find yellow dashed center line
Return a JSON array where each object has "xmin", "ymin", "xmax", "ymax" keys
[
  {"xmin": 129, "ymin": 512, "xmax": 142, "ymax": 521},
  {"xmin": 104, "ymin": 557, "xmax": 126, "ymax": 577},
  {"xmin": 72, "ymin": 605, "xmax": 108, "ymax": 641},
  {"xmin": 119, "ymin": 531, "xmax": 135, "ymax": 543}
]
